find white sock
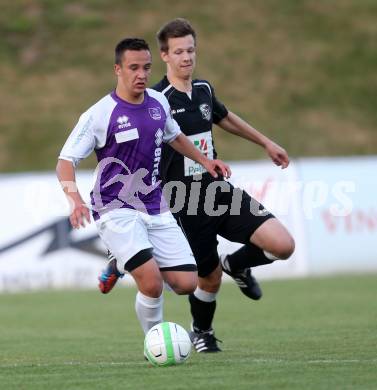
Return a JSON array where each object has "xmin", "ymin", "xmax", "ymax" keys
[
  {"xmin": 193, "ymin": 287, "xmax": 217, "ymax": 303},
  {"xmin": 135, "ymin": 291, "xmax": 163, "ymax": 334}
]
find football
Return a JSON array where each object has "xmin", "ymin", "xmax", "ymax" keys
[{"xmin": 144, "ymin": 322, "xmax": 192, "ymax": 366}]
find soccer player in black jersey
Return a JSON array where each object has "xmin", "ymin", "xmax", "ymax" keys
[
  {"xmin": 99, "ymin": 19, "xmax": 295, "ymax": 353},
  {"xmin": 152, "ymin": 18, "xmax": 295, "ymax": 352}
]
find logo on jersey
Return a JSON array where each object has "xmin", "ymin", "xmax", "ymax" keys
[
  {"xmin": 171, "ymin": 108, "xmax": 186, "ymax": 115},
  {"xmin": 117, "ymin": 115, "xmax": 131, "ymax": 129},
  {"xmin": 155, "ymin": 128, "xmax": 163, "ymax": 147},
  {"xmin": 149, "ymin": 107, "xmax": 162, "ymax": 120},
  {"xmin": 152, "ymin": 129, "xmax": 163, "ymax": 185},
  {"xmin": 194, "ymin": 138, "xmax": 208, "ymax": 157},
  {"xmin": 199, "ymin": 104, "xmax": 211, "ymax": 121}
]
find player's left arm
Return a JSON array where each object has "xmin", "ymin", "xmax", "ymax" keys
[{"xmin": 217, "ymin": 111, "xmax": 289, "ymax": 169}]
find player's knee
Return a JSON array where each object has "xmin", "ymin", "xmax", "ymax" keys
[
  {"xmin": 141, "ymin": 281, "xmax": 164, "ymax": 298},
  {"xmin": 199, "ymin": 273, "xmax": 222, "ymax": 292},
  {"xmin": 263, "ymin": 235, "xmax": 295, "ymax": 261},
  {"xmin": 172, "ymin": 282, "xmax": 196, "ymax": 295},
  {"xmin": 274, "ymin": 236, "xmax": 295, "ymax": 260},
  {"xmin": 170, "ymin": 274, "xmax": 197, "ymax": 295},
  {"xmin": 206, "ymin": 278, "xmax": 222, "ymax": 292}
]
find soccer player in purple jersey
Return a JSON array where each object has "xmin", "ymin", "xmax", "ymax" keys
[
  {"xmin": 96, "ymin": 23, "xmax": 296, "ymax": 353},
  {"xmin": 56, "ymin": 38, "xmax": 230, "ymax": 339}
]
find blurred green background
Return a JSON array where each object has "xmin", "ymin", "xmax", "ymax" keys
[{"xmin": 1, "ymin": 0, "xmax": 376, "ymax": 172}]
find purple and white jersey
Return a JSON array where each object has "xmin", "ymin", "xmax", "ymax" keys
[{"xmin": 59, "ymin": 89, "xmax": 181, "ymax": 219}]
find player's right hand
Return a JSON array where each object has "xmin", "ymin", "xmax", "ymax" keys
[{"xmin": 69, "ymin": 199, "xmax": 91, "ymax": 229}]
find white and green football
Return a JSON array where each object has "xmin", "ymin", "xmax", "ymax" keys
[{"xmin": 144, "ymin": 322, "xmax": 192, "ymax": 366}]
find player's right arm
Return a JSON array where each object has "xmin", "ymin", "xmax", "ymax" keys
[
  {"xmin": 56, "ymin": 108, "xmax": 98, "ymax": 229},
  {"xmin": 56, "ymin": 159, "xmax": 90, "ymax": 229}
]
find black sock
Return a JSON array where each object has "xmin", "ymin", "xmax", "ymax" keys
[
  {"xmin": 189, "ymin": 294, "xmax": 216, "ymax": 332},
  {"xmin": 227, "ymin": 243, "xmax": 275, "ymax": 272}
]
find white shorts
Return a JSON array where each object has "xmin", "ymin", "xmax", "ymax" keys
[{"xmin": 95, "ymin": 208, "xmax": 195, "ymax": 273}]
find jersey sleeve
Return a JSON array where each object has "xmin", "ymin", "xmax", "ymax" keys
[
  {"xmin": 163, "ymin": 110, "xmax": 182, "ymax": 144},
  {"xmin": 58, "ymin": 96, "xmax": 113, "ymax": 167},
  {"xmin": 211, "ymin": 86, "xmax": 229, "ymax": 124},
  {"xmin": 58, "ymin": 109, "xmax": 97, "ymax": 167}
]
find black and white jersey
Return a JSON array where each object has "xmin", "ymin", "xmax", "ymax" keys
[
  {"xmin": 152, "ymin": 76, "xmax": 228, "ymax": 184},
  {"xmin": 153, "ymin": 78, "xmax": 274, "ymax": 275}
]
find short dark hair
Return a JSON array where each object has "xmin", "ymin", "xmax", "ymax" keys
[
  {"xmin": 156, "ymin": 18, "xmax": 196, "ymax": 52},
  {"xmin": 115, "ymin": 38, "xmax": 150, "ymax": 65}
]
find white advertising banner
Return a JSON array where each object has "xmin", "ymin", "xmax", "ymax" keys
[
  {"xmin": 0, "ymin": 156, "xmax": 376, "ymax": 292},
  {"xmin": 296, "ymin": 157, "xmax": 377, "ymax": 274},
  {"xmin": 0, "ymin": 172, "xmax": 134, "ymax": 293}
]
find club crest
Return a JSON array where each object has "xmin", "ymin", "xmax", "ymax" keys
[
  {"xmin": 199, "ymin": 104, "xmax": 211, "ymax": 121},
  {"xmin": 149, "ymin": 107, "xmax": 162, "ymax": 120}
]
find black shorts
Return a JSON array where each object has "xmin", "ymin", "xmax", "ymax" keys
[{"xmin": 174, "ymin": 182, "xmax": 274, "ymax": 278}]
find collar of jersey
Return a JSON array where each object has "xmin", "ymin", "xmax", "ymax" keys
[
  {"xmin": 111, "ymin": 90, "xmax": 149, "ymax": 109},
  {"xmin": 163, "ymin": 75, "xmax": 193, "ymax": 95}
]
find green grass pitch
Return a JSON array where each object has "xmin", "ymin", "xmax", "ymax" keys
[{"xmin": 0, "ymin": 275, "xmax": 376, "ymax": 389}]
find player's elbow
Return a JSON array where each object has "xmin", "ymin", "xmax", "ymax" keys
[{"xmin": 56, "ymin": 158, "xmax": 72, "ymax": 172}]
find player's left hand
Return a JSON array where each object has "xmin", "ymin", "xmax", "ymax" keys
[
  {"xmin": 204, "ymin": 159, "xmax": 232, "ymax": 179},
  {"xmin": 265, "ymin": 141, "xmax": 289, "ymax": 169}
]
